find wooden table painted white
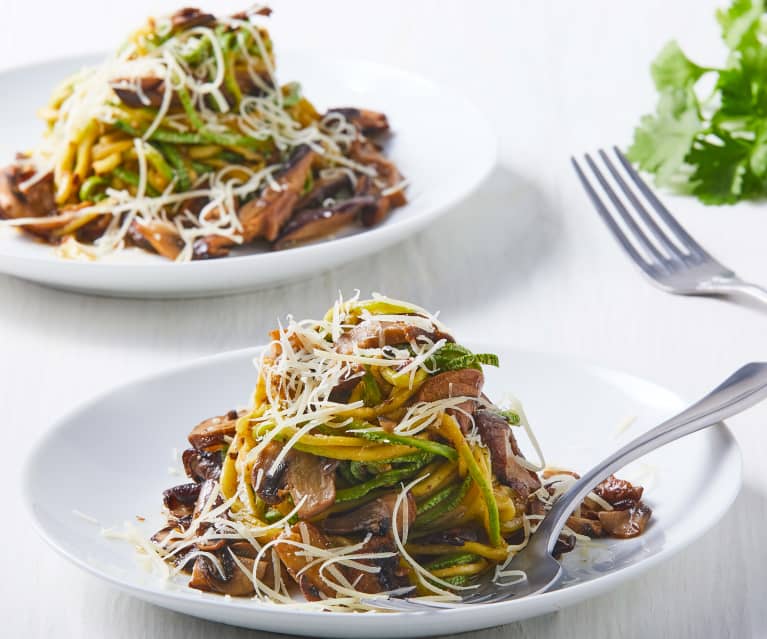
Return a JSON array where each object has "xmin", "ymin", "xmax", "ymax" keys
[{"xmin": 1, "ymin": 1, "xmax": 765, "ymax": 637}]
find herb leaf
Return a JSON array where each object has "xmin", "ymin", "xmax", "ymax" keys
[
  {"xmin": 627, "ymin": 0, "xmax": 767, "ymax": 205},
  {"xmin": 427, "ymin": 343, "xmax": 499, "ymax": 372}
]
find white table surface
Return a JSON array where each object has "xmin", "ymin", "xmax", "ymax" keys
[{"xmin": 1, "ymin": 1, "xmax": 766, "ymax": 637}]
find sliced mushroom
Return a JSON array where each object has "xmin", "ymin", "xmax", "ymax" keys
[
  {"xmin": 250, "ymin": 443, "xmax": 336, "ymax": 517},
  {"xmin": 414, "ymin": 369, "xmax": 484, "ymax": 404},
  {"xmin": 239, "ymin": 145, "xmax": 316, "ymax": 242},
  {"xmin": 294, "ymin": 173, "xmax": 351, "ymax": 210},
  {"xmin": 171, "ymin": 7, "xmax": 216, "ymax": 30},
  {"xmin": 594, "ymin": 475, "xmax": 644, "ymax": 510},
  {"xmin": 597, "ymin": 503, "xmax": 652, "ymax": 538},
  {"xmin": 553, "ymin": 531, "xmax": 576, "ymax": 558},
  {"xmin": 162, "ymin": 482, "xmax": 201, "ymax": 518},
  {"xmin": 350, "ymin": 139, "xmax": 406, "ymax": 206},
  {"xmin": 336, "ymin": 319, "xmax": 453, "ymax": 355},
  {"xmin": 189, "ymin": 548, "xmax": 256, "ymax": 597},
  {"xmin": 327, "ymin": 108, "xmax": 390, "ymax": 136},
  {"xmin": 566, "ymin": 516, "xmax": 604, "ymax": 538},
  {"xmin": 345, "ymin": 535, "xmax": 410, "ymax": 595},
  {"xmin": 474, "ymin": 409, "xmax": 541, "ymax": 500},
  {"xmin": 250, "ymin": 441, "xmax": 287, "ymax": 504},
  {"xmin": 111, "ymin": 77, "xmax": 173, "ymax": 109},
  {"xmin": 182, "ymin": 448, "xmax": 222, "ymax": 482},
  {"xmin": 283, "ymin": 451, "xmax": 338, "ymax": 518},
  {"xmin": 188, "ymin": 409, "xmax": 240, "ymax": 451},
  {"xmin": 275, "ymin": 522, "xmax": 335, "ymax": 601},
  {"xmin": 273, "ymin": 196, "xmax": 376, "ymax": 250},
  {"xmin": 130, "ymin": 220, "xmax": 183, "ymax": 260},
  {"xmin": 355, "ymin": 174, "xmax": 393, "ymax": 228},
  {"xmin": 328, "ymin": 367, "xmax": 364, "ymax": 403},
  {"xmin": 193, "ymin": 478, "xmax": 222, "ymax": 519},
  {"xmin": 321, "ymin": 492, "xmax": 416, "ymax": 538},
  {"xmin": 0, "ymin": 165, "xmax": 55, "ymax": 220}
]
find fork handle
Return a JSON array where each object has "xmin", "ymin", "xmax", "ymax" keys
[
  {"xmin": 708, "ymin": 279, "xmax": 767, "ymax": 308},
  {"xmin": 532, "ymin": 363, "xmax": 767, "ymax": 556}
]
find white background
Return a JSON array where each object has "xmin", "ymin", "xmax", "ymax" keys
[{"xmin": 1, "ymin": 1, "xmax": 765, "ymax": 637}]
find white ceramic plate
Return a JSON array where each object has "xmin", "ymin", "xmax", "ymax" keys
[
  {"xmin": 0, "ymin": 52, "xmax": 495, "ymax": 298},
  {"xmin": 24, "ymin": 346, "xmax": 740, "ymax": 637}
]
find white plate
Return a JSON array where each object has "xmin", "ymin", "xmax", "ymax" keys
[
  {"xmin": 23, "ymin": 346, "xmax": 740, "ymax": 637},
  {"xmin": 0, "ymin": 52, "xmax": 495, "ymax": 298}
]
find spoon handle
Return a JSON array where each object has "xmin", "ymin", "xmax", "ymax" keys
[{"xmin": 534, "ymin": 362, "xmax": 767, "ymax": 555}]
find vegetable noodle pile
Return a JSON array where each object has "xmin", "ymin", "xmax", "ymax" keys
[
  {"xmin": 146, "ymin": 294, "xmax": 651, "ymax": 610},
  {"xmin": 0, "ymin": 7, "xmax": 405, "ymax": 260}
]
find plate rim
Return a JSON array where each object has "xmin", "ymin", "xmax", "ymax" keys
[{"xmin": 22, "ymin": 345, "xmax": 742, "ymax": 632}]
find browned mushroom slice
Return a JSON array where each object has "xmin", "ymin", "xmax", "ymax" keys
[
  {"xmin": 182, "ymin": 448, "xmax": 223, "ymax": 482},
  {"xmin": 239, "ymin": 145, "xmax": 316, "ymax": 242},
  {"xmin": 250, "ymin": 443, "xmax": 336, "ymax": 517},
  {"xmin": 322, "ymin": 492, "xmax": 416, "ymax": 538},
  {"xmin": 566, "ymin": 516, "xmax": 604, "ymax": 538},
  {"xmin": 272, "ymin": 196, "xmax": 376, "ymax": 250},
  {"xmin": 162, "ymin": 482, "xmax": 201, "ymax": 519},
  {"xmin": 231, "ymin": 6, "xmax": 272, "ymax": 19},
  {"xmin": 171, "ymin": 7, "xmax": 216, "ymax": 30},
  {"xmin": 294, "ymin": 173, "xmax": 351, "ymax": 210},
  {"xmin": 328, "ymin": 367, "xmax": 364, "ymax": 402},
  {"xmin": 414, "ymin": 369, "xmax": 484, "ymax": 404},
  {"xmin": 130, "ymin": 220, "xmax": 183, "ymax": 260},
  {"xmin": 553, "ymin": 531, "xmax": 576, "ymax": 558},
  {"xmin": 250, "ymin": 441, "xmax": 287, "ymax": 505},
  {"xmin": 193, "ymin": 478, "xmax": 222, "ymax": 519},
  {"xmin": 191, "ymin": 234, "xmax": 233, "ymax": 260},
  {"xmin": 336, "ymin": 318, "xmax": 453, "ymax": 355},
  {"xmin": 111, "ymin": 77, "xmax": 173, "ymax": 109},
  {"xmin": 188, "ymin": 409, "xmax": 241, "ymax": 451},
  {"xmin": 474, "ymin": 409, "xmax": 541, "ymax": 501},
  {"xmin": 283, "ymin": 451, "xmax": 338, "ymax": 518},
  {"xmin": 0, "ymin": 165, "xmax": 55, "ymax": 220},
  {"xmin": 597, "ymin": 502, "xmax": 652, "ymax": 538},
  {"xmin": 274, "ymin": 522, "xmax": 335, "ymax": 601},
  {"xmin": 593, "ymin": 475, "xmax": 644, "ymax": 510},
  {"xmin": 189, "ymin": 548, "xmax": 257, "ymax": 597},
  {"xmin": 327, "ymin": 108, "xmax": 390, "ymax": 136},
  {"xmin": 350, "ymin": 139, "xmax": 406, "ymax": 206},
  {"xmin": 344, "ymin": 535, "xmax": 410, "ymax": 595}
]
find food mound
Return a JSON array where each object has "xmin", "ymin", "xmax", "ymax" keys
[
  {"xmin": 149, "ymin": 295, "xmax": 651, "ymax": 609},
  {"xmin": 0, "ymin": 7, "xmax": 405, "ymax": 261}
]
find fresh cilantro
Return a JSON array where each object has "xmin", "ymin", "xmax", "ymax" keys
[
  {"xmin": 627, "ymin": 0, "xmax": 767, "ymax": 204},
  {"xmin": 427, "ymin": 343, "xmax": 499, "ymax": 372},
  {"xmin": 629, "ymin": 88, "xmax": 701, "ymax": 188},
  {"xmin": 651, "ymin": 41, "xmax": 708, "ymax": 90}
]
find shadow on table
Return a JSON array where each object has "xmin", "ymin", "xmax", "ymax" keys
[
  {"xmin": 0, "ymin": 164, "xmax": 562, "ymax": 354},
  {"xmin": 73, "ymin": 486, "xmax": 767, "ymax": 639}
]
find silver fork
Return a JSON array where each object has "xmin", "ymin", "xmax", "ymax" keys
[
  {"xmin": 363, "ymin": 361, "xmax": 767, "ymax": 612},
  {"xmin": 572, "ymin": 147, "xmax": 767, "ymax": 307}
]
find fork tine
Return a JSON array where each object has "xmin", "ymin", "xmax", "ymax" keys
[
  {"xmin": 583, "ymin": 153, "xmax": 667, "ymax": 264},
  {"xmin": 598, "ymin": 149, "xmax": 686, "ymax": 260},
  {"xmin": 612, "ymin": 147, "xmax": 713, "ymax": 260},
  {"xmin": 571, "ymin": 157, "xmax": 657, "ymax": 278}
]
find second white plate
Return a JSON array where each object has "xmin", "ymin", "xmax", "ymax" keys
[
  {"xmin": 24, "ymin": 346, "xmax": 741, "ymax": 637},
  {"xmin": 0, "ymin": 51, "xmax": 495, "ymax": 298}
]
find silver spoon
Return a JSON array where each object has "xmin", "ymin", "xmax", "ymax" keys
[{"xmin": 366, "ymin": 362, "xmax": 767, "ymax": 611}]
